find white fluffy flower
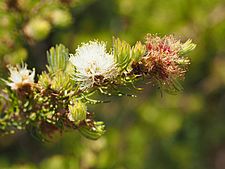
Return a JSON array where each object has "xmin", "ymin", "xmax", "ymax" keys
[
  {"xmin": 6, "ymin": 64, "xmax": 35, "ymax": 90},
  {"xmin": 69, "ymin": 41, "xmax": 117, "ymax": 89}
]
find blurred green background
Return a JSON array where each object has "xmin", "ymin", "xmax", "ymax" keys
[{"xmin": 0, "ymin": 0, "xmax": 225, "ymax": 169}]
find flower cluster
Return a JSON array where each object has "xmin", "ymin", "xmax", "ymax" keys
[
  {"xmin": 131, "ymin": 34, "xmax": 196, "ymax": 92},
  {"xmin": 6, "ymin": 64, "xmax": 35, "ymax": 90},
  {"xmin": 0, "ymin": 34, "xmax": 196, "ymax": 141},
  {"xmin": 69, "ymin": 41, "xmax": 118, "ymax": 90},
  {"xmin": 144, "ymin": 34, "xmax": 190, "ymax": 78}
]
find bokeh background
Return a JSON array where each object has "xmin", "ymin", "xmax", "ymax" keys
[{"xmin": 0, "ymin": 0, "xmax": 225, "ymax": 169}]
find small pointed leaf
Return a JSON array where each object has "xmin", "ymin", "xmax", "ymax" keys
[{"xmin": 47, "ymin": 44, "xmax": 69, "ymax": 73}]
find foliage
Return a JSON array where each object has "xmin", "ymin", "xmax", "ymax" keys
[
  {"xmin": 0, "ymin": 35, "xmax": 195, "ymax": 141},
  {"xmin": 0, "ymin": 0, "xmax": 225, "ymax": 169}
]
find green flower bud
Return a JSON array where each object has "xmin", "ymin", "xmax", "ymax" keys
[
  {"xmin": 179, "ymin": 39, "xmax": 196, "ymax": 56},
  {"xmin": 113, "ymin": 37, "xmax": 146, "ymax": 71},
  {"xmin": 132, "ymin": 41, "xmax": 146, "ymax": 62},
  {"xmin": 78, "ymin": 121, "xmax": 105, "ymax": 140},
  {"xmin": 38, "ymin": 72, "xmax": 51, "ymax": 88},
  {"xmin": 113, "ymin": 37, "xmax": 132, "ymax": 71},
  {"xmin": 68, "ymin": 101, "xmax": 86, "ymax": 124}
]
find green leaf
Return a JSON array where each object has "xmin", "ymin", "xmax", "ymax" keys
[
  {"xmin": 113, "ymin": 37, "xmax": 132, "ymax": 71},
  {"xmin": 78, "ymin": 121, "xmax": 105, "ymax": 140},
  {"xmin": 113, "ymin": 37, "xmax": 146, "ymax": 72},
  {"xmin": 179, "ymin": 39, "xmax": 196, "ymax": 56},
  {"xmin": 47, "ymin": 44, "xmax": 69, "ymax": 73}
]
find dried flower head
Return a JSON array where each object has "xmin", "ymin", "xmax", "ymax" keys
[
  {"xmin": 142, "ymin": 35, "xmax": 187, "ymax": 80},
  {"xmin": 139, "ymin": 34, "xmax": 195, "ymax": 92},
  {"xmin": 69, "ymin": 41, "xmax": 118, "ymax": 89},
  {"xmin": 6, "ymin": 64, "xmax": 35, "ymax": 90}
]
